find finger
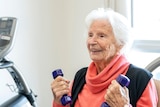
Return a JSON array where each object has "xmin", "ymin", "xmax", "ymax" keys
[
  {"xmin": 51, "ymin": 77, "xmax": 70, "ymax": 97},
  {"xmin": 51, "ymin": 77, "xmax": 70, "ymax": 88},
  {"xmin": 123, "ymin": 87, "xmax": 129, "ymax": 99},
  {"xmin": 108, "ymin": 80, "xmax": 121, "ymax": 94},
  {"xmin": 53, "ymin": 76, "xmax": 70, "ymax": 83},
  {"xmin": 51, "ymin": 80, "xmax": 70, "ymax": 93},
  {"xmin": 105, "ymin": 80, "xmax": 122, "ymax": 105},
  {"xmin": 104, "ymin": 89, "xmax": 116, "ymax": 106}
]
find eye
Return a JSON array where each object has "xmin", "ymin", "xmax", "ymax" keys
[
  {"xmin": 88, "ymin": 32, "xmax": 93, "ymax": 37},
  {"xmin": 100, "ymin": 34, "xmax": 104, "ymax": 37},
  {"xmin": 99, "ymin": 33, "xmax": 105, "ymax": 38}
]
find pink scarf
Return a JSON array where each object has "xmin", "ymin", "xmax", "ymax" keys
[{"xmin": 86, "ymin": 54, "xmax": 130, "ymax": 93}]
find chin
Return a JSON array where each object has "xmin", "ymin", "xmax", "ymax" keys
[{"xmin": 91, "ymin": 58, "xmax": 102, "ymax": 62}]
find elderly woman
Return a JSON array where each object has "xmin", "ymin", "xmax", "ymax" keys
[{"xmin": 51, "ymin": 8, "xmax": 158, "ymax": 107}]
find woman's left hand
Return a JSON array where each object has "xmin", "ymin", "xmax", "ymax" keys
[{"xmin": 104, "ymin": 80, "xmax": 130, "ymax": 107}]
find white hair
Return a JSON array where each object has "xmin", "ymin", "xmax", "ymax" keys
[{"xmin": 85, "ymin": 8, "xmax": 133, "ymax": 53}]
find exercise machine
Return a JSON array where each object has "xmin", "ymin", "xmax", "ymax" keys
[{"xmin": 0, "ymin": 17, "xmax": 37, "ymax": 107}]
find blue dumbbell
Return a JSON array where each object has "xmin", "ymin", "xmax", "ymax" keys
[
  {"xmin": 52, "ymin": 69, "xmax": 72, "ymax": 106},
  {"xmin": 101, "ymin": 74, "xmax": 130, "ymax": 107}
]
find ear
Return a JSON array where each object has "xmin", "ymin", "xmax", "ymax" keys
[{"xmin": 117, "ymin": 44, "xmax": 124, "ymax": 51}]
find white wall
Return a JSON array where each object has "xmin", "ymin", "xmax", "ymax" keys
[{"xmin": 0, "ymin": 0, "xmax": 105, "ymax": 107}]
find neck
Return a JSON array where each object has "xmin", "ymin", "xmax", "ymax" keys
[
  {"xmin": 94, "ymin": 54, "xmax": 120, "ymax": 74},
  {"xmin": 94, "ymin": 59, "xmax": 112, "ymax": 74}
]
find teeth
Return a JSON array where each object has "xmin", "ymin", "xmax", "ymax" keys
[
  {"xmin": 91, "ymin": 50, "xmax": 99, "ymax": 52},
  {"xmin": 91, "ymin": 49, "xmax": 98, "ymax": 51},
  {"xmin": 91, "ymin": 50, "xmax": 95, "ymax": 51}
]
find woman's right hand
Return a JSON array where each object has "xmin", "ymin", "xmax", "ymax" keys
[{"xmin": 51, "ymin": 76, "xmax": 70, "ymax": 104}]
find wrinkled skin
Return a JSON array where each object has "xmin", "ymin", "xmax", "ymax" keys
[
  {"xmin": 87, "ymin": 19, "xmax": 130, "ymax": 107},
  {"xmin": 86, "ymin": 19, "xmax": 122, "ymax": 73},
  {"xmin": 51, "ymin": 19, "xmax": 130, "ymax": 107},
  {"xmin": 104, "ymin": 80, "xmax": 130, "ymax": 107},
  {"xmin": 51, "ymin": 76, "xmax": 70, "ymax": 105}
]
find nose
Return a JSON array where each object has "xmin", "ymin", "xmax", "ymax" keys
[{"xmin": 88, "ymin": 36, "xmax": 98, "ymax": 45}]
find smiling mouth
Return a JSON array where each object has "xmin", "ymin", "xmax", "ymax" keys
[
  {"xmin": 90, "ymin": 50, "xmax": 101, "ymax": 54},
  {"xmin": 91, "ymin": 50, "xmax": 100, "ymax": 52}
]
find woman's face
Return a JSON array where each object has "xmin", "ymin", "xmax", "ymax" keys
[{"xmin": 86, "ymin": 19, "xmax": 121, "ymax": 63}]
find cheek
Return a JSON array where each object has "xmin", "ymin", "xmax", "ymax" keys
[
  {"xmin": 103, "ymin": 42, "xmax": 110, "ymax": 51},
  {"xmin": 103, "ymin": 40, "xmax": 116, "ymax": 53},
  {"xmin": 109, "ymin": 45, "xmax": 116, "ymax": 52},
  {"xmin": 108, "ymin": 44, "xmax": 117, "ymax": 56}
]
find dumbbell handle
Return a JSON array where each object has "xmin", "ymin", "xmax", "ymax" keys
[
  {"xmin": 52, "ymin": 69, "xmax": 72, "ymax": 106},
  {"xmin": 101, "ymin": 74, "xmax": 130, "ymax": 107}
]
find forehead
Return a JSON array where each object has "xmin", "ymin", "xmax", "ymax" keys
[{"xmin": 89, "ymin": 19, "xmax": 113, "ymax": 32}]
